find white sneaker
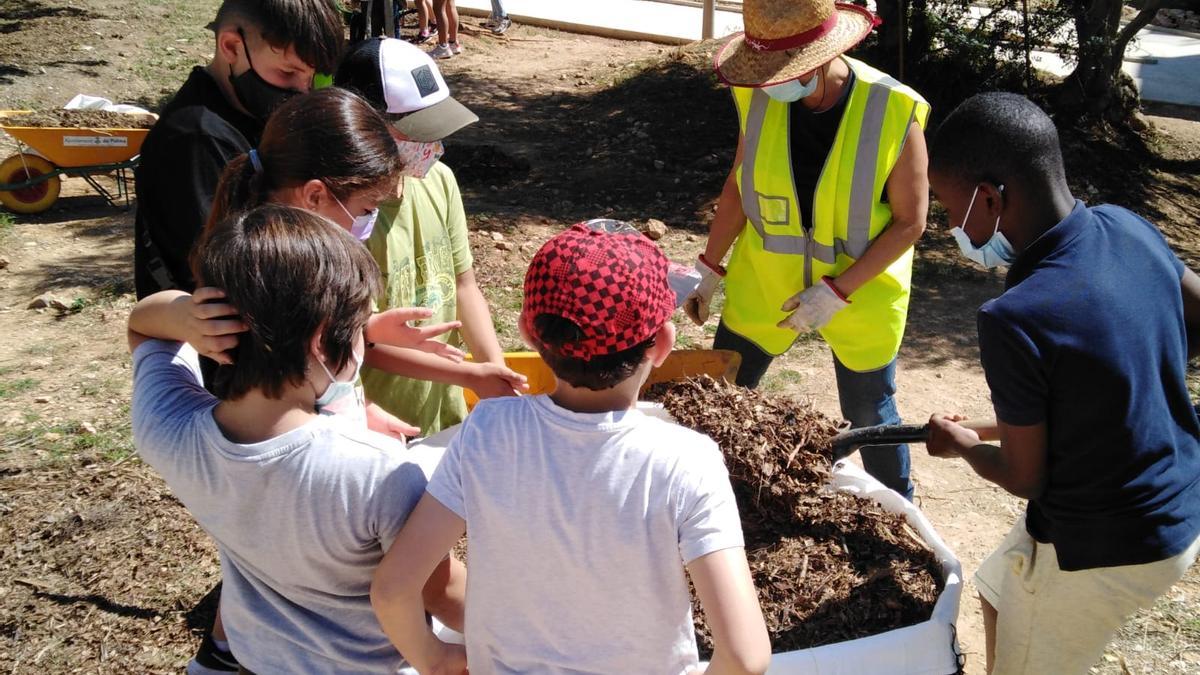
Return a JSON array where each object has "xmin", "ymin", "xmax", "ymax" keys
[
  {"xmin": 491, "ymin": 17, "xmax": 511, "ymax": 34},
  {"xmin": 429, "ymin": 43, "xmax": 453, "ymax": 59},
  {"xmin": 449, "ymin": 40, "xmax": 464, "ymax": 55}
]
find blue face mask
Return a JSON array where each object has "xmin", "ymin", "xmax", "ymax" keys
[
  {"xmin": 763, "ymin": 73, "xmax": 820, "ymax": 103},
  {"xmin": 314, "ymin": 348, "xmax": 366, "ymax": 425},
  {"xmin": 951, "ymin": 184, "xmax": 1014, "ymax": 269}
]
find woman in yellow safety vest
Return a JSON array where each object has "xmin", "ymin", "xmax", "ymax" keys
[{"xmin": 684, "ymin": 0, "xmax": 930, "ymax": 499}]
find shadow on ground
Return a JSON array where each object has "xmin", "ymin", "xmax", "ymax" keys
[
  {"xmin": 185, "ymin": 583, "xmax": 220, "ymax": 634},
  {"xmin": 0, "ymin": 0, "xmax": 98, "ymax": 23},
  {"xmin": 443, "ymin": 43, "xmax": 736, "ymax": 229},
  {"xmin": 5, "ymin": 204, "xmax": 133, "ymax": 298},
  {"xmin": 34, "ymin": 590, "xmax": 162, "ymax": 620},
  {"xmin": 0, "ymin": 0, "xmax": 106, "ymax": 85}
]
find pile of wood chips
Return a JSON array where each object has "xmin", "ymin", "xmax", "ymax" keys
[
  {"xmin": 647, "ymin": 376, "xmax": 944, "ymax": 654},
  {"xmin": 4, "ymin": 109, "xmax": 155, "ymax": 129}
]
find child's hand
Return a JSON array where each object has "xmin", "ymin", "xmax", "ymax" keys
[
  {"xmin": 367, "ymin": 308, "xmax": 465, "ymax": 362},
  {"xmin": 466, "ymin": 362, "xmax": 530, "ymax": 399},
  {"xmin": 926, "ymin": 412, "xmax": 980, "ymax": 458},
  {"xmin": 366, "ymin": 402, "xmax": 421, "ymax": 441},
  {"xmin": 183, "ymin": 287, "xmax": 247, "ymax": 365}
]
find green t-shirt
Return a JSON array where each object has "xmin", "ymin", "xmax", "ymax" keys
[{"xmin": 362, "ymin": 162, "xmax": 473, "ymax": 435}]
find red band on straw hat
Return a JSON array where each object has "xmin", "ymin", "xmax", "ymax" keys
[{"xmin": 744, "ymin": 14, "xmax": 838, "ymax": 52}]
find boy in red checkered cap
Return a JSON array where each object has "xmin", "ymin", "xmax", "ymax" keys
[{"xmin": 371, "ymin": 220, "xmax": 770, "ymax": 675}]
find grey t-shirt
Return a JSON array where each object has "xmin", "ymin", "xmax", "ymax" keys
[
  {"xmin": 427, "ymin": 395, "xmax": 745, "ymax": 675},
  {"xmin": 131, "ymin": 341, "xmax": 427, "ymax": 674}
]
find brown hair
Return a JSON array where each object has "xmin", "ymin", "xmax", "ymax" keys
[
  {"xmin": 192, "ymin": 204, "xmax": 382, "ymax": 401},
  {"xmin": 210, "ymin": 0, "xmax": 345, "ymax": 74},
  {"xmin": 531, "ymin": 314, "xmax": 656, "ymax": 391},
  {"xmin": 206, "ymin": 87, "xmax": 402, "ymax": 232}
]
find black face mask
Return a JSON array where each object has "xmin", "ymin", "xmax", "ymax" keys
[{"xmin": 229, "ymin": 29, "xmax": 300, "ymax": 120}]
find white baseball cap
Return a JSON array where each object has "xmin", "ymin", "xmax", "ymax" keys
[{"xmin": 334, "ymin": 38, "xmax": 478, "ymax": 142}]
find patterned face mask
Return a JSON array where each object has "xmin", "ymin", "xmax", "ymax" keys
[{"xmin": 396, "ymin": 139, "xmax": 444, "ymax": 178}]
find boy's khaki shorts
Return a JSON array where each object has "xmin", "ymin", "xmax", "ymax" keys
[{"xmin": 975, "ymin": 514, "xmax": 1200, "ymax": 675}]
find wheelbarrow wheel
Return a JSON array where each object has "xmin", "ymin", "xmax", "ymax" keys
[{"xmin": 0, "ymin": 153, "xmax": 60, "ymax": 214}]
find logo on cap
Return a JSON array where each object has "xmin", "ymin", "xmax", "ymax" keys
[{"xmin": 410, "ymin": 65, "xmax": 439, "ymax": 98}]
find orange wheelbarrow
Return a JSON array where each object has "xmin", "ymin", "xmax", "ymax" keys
[
  {"xmin": 0, "ymin": 110, "xmax": 154, "ymax": 214},
  {"xmin": 463, "ymin": 349, "xmax": 742, "ymax": 409}
]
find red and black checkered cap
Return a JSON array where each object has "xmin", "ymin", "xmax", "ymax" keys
[{"xmin": 522, "ymin": 222, "xmax": 674, "ymax": 361}]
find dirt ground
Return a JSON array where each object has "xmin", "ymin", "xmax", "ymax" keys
[{"xmin": 2, "ymin": 1, "xmax": 1199, "ymax": 673}]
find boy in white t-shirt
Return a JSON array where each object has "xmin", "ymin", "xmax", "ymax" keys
[
  {"xmin": 128, "ymin": 204, "xmax": 465, "ymax": 674},
  {"xmin": 371, "ymin": 221, "xmax": 771, "ymax": 675}
]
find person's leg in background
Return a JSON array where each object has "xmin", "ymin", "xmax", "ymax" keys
[
  {"xmin": 713, "ymin": 321, "xmax": 775, "ymax": 389},
  {"xmin": 429, "ymin": 0, "xmax": 452, "ymax": 57},
  {"xmin": 415, "ymin": 0, "xmax": 433, "ymax": 42},
  {"xmin": 833, "ymin": 355, "xmax": 913, "ymax": 499},
  {"xmin": 444, "ymin": 0, "xmax": 461, "ymax": 52},
  {"xmin": 187, "ymin": 592, "xmax": 239, "ymax": 674},
  {"xmin": 486, "ymin": 0, "xmax": 511, "ymax": 34},
  {"xmin": 368, "ymin": 0, "xmax": 385, "ymax": 37}
]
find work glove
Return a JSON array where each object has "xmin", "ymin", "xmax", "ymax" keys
[
  {"xmin": 683, "ymin": 255, "xmax": 724, "ymax": 326},
  {"xmin": 777, "ymin": 276, "xmax": 849, "ymax": 333}
]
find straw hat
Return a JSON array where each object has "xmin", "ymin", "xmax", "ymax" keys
[{"xmin": 714, "ymin": 0, "xmax": 879, "ymax": 87}]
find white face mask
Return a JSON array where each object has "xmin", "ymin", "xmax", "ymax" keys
[
  {"xmin": 763, "ymin": 73, "xmax": 820, "ymax": 103},
  {"xmin": 951, "ymin": 184, "xmax": 1015, "ymax": 269},
  {"xmin": 396, "ymin": 139, "xmax": 444, "ymax": 178},
  {"xmin": 331, "ymin": 191, "xmax": 379, "ymax": 241},
  {"xmin": 314, "ymin": 348, "xmax": 366, "ymax": 425}
]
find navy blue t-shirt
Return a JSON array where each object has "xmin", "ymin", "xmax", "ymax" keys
[{"xmin": 978, "ymin": 201, "xmax": 1200, "ymax": 570}]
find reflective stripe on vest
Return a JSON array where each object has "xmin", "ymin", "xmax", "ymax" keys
[
  {"xmin": 724, "ymin": 57, "xmax": 930, "ymax": 370},
  {"xmin": 740, "ymin": 84, "xmax": 895, "ymax": 262}
]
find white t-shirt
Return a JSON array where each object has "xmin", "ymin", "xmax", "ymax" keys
[
  {"xmin": 427, "ymin": 394, "xmax": 745, "ymax": 675},
  {"xmin": 131, "ymin": 341, "xmax": 427, "ymax": 674}
]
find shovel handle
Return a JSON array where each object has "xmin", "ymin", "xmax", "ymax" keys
[
  {"xmin": 830, "ymin": 418, "xmax": 1001, "ymax": 461},
  {"xmin": 830, "ymin": 423, "xmax": 931, "ymax": 461}
]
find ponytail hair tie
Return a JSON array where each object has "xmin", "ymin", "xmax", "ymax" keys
[{"xmin": 248, "ymin": 148, "xmax": 264, "ymax": 174}]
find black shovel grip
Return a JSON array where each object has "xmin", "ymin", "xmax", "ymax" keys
[{"xmin": 831, "ymin": 423, "xmax": 932, "ymax": 461}]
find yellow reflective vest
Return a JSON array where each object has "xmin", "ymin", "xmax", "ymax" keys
[{"xmin": 723, "ymin": 56, "xmax": 930, "ymax": 372}]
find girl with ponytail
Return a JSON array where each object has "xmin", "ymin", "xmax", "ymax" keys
[
  {"xmin": 206, "ymin": 86, "xmax": 401, "ymax": 240},
  {"xmin": 142, "ymin": 86, "xmax": 527, "ymax": 440}
]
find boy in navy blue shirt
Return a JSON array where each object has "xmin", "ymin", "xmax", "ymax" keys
[{"xmin": 926, "ymin": 92, "xmax": 1200, "ymax": 675}]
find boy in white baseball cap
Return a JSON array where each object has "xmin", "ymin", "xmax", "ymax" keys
[{"xmin": 335, "ymin": 38, "xmax": 523, "ymax": 436}]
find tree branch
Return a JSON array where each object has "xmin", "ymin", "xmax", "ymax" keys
[{"xmin": 1116, "ymin": 0, "xmax": 1164, "ymax": 56}]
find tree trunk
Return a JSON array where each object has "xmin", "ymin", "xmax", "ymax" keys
[
  {"xmin": 1061, "ymin": 0, "xmax": 1163, "ymax": 120},
  {"xmin": 908, "ymin": 0, "xmax": 931, "ymax": 70},
  {"xmin": 874, "ymin": 0, "xmax": 903, "ymax": 74}
]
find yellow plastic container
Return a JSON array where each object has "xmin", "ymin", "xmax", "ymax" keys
[
  {"xmin": 463, "ymin": 351, "xmax": 557, "ymax": 408},
  {"xmin": 0, "ymin": 110, "xmax": 151, "ymax": 168},
  {"xmin": 463, "ymin": 349, "xmax": 742, "ymax": 409}
]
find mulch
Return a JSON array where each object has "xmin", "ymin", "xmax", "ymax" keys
[
  {"xmin": 3, "ymin": 109, "xmax": 156, "ymax": 129},
  {"xmin": 647, "ymin": 376, "xmax": 944, "ymax": 654},
  {"xmin": 0, "ymin": 455, "xmax": 217, "ymax": 672}
]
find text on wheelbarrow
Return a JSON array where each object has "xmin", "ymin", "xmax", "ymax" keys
[{"xmin": 62, "ymin": 136, "xmax": 128, "ymax": 147}]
